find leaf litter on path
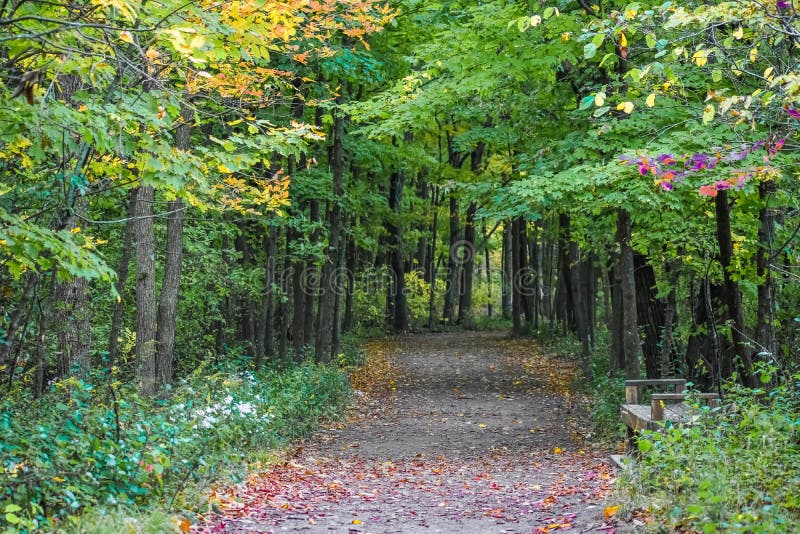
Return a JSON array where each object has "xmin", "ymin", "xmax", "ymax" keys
[{"xmin": 197, "ymin": 332, "xmax": 619, "ymax": 533}]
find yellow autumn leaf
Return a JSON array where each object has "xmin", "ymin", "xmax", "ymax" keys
[
  {"xmin": 764, "ymin": 67, "xmax": 774, "ymax": 80},
  {"xmin": 145, "ymin": 48, "xmax": 160, "ymax": 61},
  {"xmin": 119, "ymin": 31, "xmax": 134, "ymax": 44},
  {"xmin": 733, "ymin": 26, "xmax": 743, "ymax": 40},
  {"xmin": 617, "ymin": 101, "xmax": 634, "ymax": 114},
  {"xmin": 70, "ymin": 227, "xmax": 81, "ymax": 234},
  {"xmin": 352, "ymin": 519, "xmax": 363, "ymax": 525},
  {"xmin": 530, "ymin": 15, "xmax": 542, "ymax": 27},
  {"xmin": 703, "ymin": 104, "xmax": 716, "ymax": 124},
  {"xmin": 554, "ymin": 447, "xmax": 563, "ymax": 454},
  {"xmin": 594, "ymin": 92, "xmax": 606, "ymax": 106},
  {"xmin": 749, "ymin": 48, "xmax": 758, "ymax": 62},
  {"xmin": 78, "ymin": 104, "xmax": 88, "ymax": 112},
  {"xmin": 604, "ymin": 505, "xmax": 619, "ymax": 518},
  {"xmin": 190, "ymin": 35, "xmax": 206, "ymax": 50},
  {"xmin": 646, "ymin": 93, "xmax": 656, "ymax": 107},
  {"xmin": 619, "ymin": 32, "xmax": 627, "ymax": 48},
  {"xmin": 692, "ymin": 50, "xmax": 708, "ymax": 67},
  {"xmin": 478, "ymin": 423, "xmax": 487, "ymax": 428},
  {"xmin": 218, "ymin": 163, "xmax": 234, "ymax": 174}
]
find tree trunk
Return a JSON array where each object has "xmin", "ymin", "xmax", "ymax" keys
[
  {"xmin": 316, "ymin": 96, "xmax": 345, "ymax": 362},
  {"xmin": 443, "ymin": 195, "xmax": 460, "ymax": 324},
  {"xmin": 108, "ymin": 189, "xmax": 137, "ymax": 363},
  {"xmin": 609, "ymin": 258, "xmax": 625, "ymax": 375},
  {"xmin": 616, "ymin": 208, "xmax": 641, "ymax": 380},
  {"xmin": 388, "ymin": 167, "xmax": 409, "ymax": 332},
  {"xmin": 154, "ymin": 104, "xmax": 190, "ymax": 387},
  {"xmin": 457, "ymin": 201, "xmax": 477, "ymax": 327},
  {"xmin": 501, "ymin": 222, "xmax": 512, "ymax": 319},
  {"xmin": 715, "ymin": 190, "xmax": 756, "ymax": 386},
  {"xmin": 134, "ymin": 185, "xmax": 158, "ymax": 395},
  {"xmin": 754, "ymin": 181, "xmax": 777, "ymax": 360},
  {"xmin": 634, "ymin": 252, "xmax": 664, "ymax": 379},
  {"xmin": 511, "ymin": 217, "xmax": 523, "ymax": 337}
]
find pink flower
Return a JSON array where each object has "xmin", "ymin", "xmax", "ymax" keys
[{"xmin": 786, "ymin": 106, "xmax": 800, "ymax": 119}]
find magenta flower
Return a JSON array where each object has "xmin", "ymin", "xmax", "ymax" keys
[
  {"xmin": 786, "ymin": 106, "xmax": 800, "ymax": 119},
  {"xmin": 715, "ymin": 180, "xmax": 732, "ymax": 190}
]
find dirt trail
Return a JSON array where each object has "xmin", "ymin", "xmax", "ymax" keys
[{"xmin": 200, "ymin": 332, "xmax": 618, "ymax": 533}]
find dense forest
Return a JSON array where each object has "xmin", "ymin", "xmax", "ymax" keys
[{"xmin": 1, "ymin": 0, "xmax": 799, "ymax": 531}]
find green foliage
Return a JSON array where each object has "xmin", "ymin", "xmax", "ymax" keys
[
  {"xmin": 0, "ymin": 361, "xmax": 348, "ymax": 531},
  {"xmin": 618, "ymin": 368, "xmax": 800, "ymax": 532}
]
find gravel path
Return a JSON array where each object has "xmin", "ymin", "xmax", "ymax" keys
[{"xmin": 200, "ymin": 332, "xmax": 619, "ymax": 533}]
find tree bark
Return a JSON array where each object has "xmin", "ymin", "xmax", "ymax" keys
[
  {"xmin": 388, "ymin": 167, "xmax": 409, "ymax": 332},
  {"xmin": 134, "ymin": 185, "xmax": 158, "ymax": 396},
  {"xmin": 316, "ymin": 95, "xmax": 345, "ymax": 362},
  {"xmin": 502, "ymin": 221, "xmax": 512, "ymax": 320},
  {"xmin": 108, "ymin": 189, "xmax": 137, "ymax": 362},
  {"xmin": 457, "ymin": 201, "xmax": 477, "ymax": 327},
  {"xmin": 715, "ymin": 190, "xmax": 756, "ymax": 386},
  {"xmin": 754, "ymin": 181, "xmax": 776, "ymax": 360},
  {"xmin": 616, "ymin": 208, "xmax": 641, "ymax": 380},
  {"xmin": 442, "ymin": 195, "xmax": 460, "ymax": 324},
  {"xmin": 511, "ymin": 218, "xmax": 523, "ymax": 337}
]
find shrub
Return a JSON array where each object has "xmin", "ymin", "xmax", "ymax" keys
[
  {"xmin": 0, "ymin": 361, "xmax": 349, "ymax": 531},
  {"xmin": 617, "ymin": 368, "xmax": 800, "ymax": 532}
]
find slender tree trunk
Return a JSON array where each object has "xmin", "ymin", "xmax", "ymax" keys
[
  {"xmin": 134, "ymin": 185, "xmax": 158, "ymax": 396},
  {"xmin": 610, "ymin": 258, "xmax": 624, "ymax": 375},
  {"xmin": 755, "ymin": 181, "xmax": 776, "ymax": 359},
  {"xmin": 617, "ymin": 208, "xmax": 641, "ymax": 380},
  {"xmin": 316, "ymin": 95, "xmax": 345, "ymax": 362},
  {"xmin": 501, "ymin": 222, "xmax": 512, "ymax": 319},
  {"xmin": 715, "ymin": 190, "xmax": 756, "ymax": 386},
  {"xmin": 457, "ymin": 201, "xmax": 477, "ymax": 327},
  {"xmin": 443, "ymin": 195, "xmax": 460, "ymax": 324},
  {"xmin": 388, "ymin": 166, "xmax": 409, "ymax": 332},
  {"xmin": 483, "ymin": 225, "xmax": 493, "ymax": 318},
  {"xmin": 257, "ymin": 227, "xmax": 278, "ymax": 369},
  {"xmin": 511, "ymin": 217, "xmax": 523, "ymax": 337},
  {"xmin": 343, "ymin": 229, "xmax": 356, "ymax": 332},
  {"xmin": 154, "ymin": 105, "xmax": 190, "ymax": 388},
  {"xmin": 634, "ymin": 252, "xmax": 664, "ymax": 379}
]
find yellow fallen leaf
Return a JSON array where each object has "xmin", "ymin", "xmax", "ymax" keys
[
  {"xmin": 554, "ymin": 447, "xmax": 563, "ymax": 454},
  {"xmin": 119, "ymin": 31, "xmax": 134, "ymax": 44},
  {"xmin": 733, "ymin": 25, "xmax": 743, "ymax": 40},
  {"xmin": 646, "ymin": 93, "xmax": 656, "ymax": 107},
  {"xmin": 478, "ymin": 423, "xmax": 487, "ymax": 428},
  {"xmin": 604, "ymin": 505, "xmax": 619, "ymax": 518},
  {"xmin": 352, "ymin": 519, "xmax": 363, "ymax": 525},
  {"xmin": 749, "ymin": 47, "xmax": 758, "ymax": 62}
]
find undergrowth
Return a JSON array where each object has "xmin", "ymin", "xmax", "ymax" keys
[
  {"xmin": 616, "ymin": 366, "xmax": 800, "ymax": 532},
  {"xmin": 0, "ymin": 360, "xmax": 349, "ymax": 532}
]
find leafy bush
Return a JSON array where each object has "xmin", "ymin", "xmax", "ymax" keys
[
  {"xmin": 617, "ymin": 368, "xmax": 800, "ymax": 532},
  {"xmin": 0, "ymin": 361, "xmax": 348, "ymax": 532}
]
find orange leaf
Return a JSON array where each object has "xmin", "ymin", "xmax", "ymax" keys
[
  {"xmin": 178, "ymin": 518, "xmax": 191, "ymax": 533},
  {"xmin": 604, "ymin": 505, "xmax": 619, "ymax": 518}
]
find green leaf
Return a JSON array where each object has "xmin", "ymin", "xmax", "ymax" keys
[
  {"xmin": 637, "ymin": 438, "xmax": 654, "ymax": 452},
  {"xmin": 584, "ymin": 42, "xmax": 597, "ymax": 59},
  {"xmin": 645, "ymin": 34, "xmax": 657, "ymax": 48},
  {"xmin": 5, "ymin": 513, "xmax": 21, "ymax": 524},
  {"xmin": 4, "ymin": 505, "xmax": 21, "ymax": 514},
  {"xmin": 593, "ymin": 106, "xmax": 610, "ymax": 117}
]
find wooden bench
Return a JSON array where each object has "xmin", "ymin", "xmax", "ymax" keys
[{"xmin": 620, "ymin": 379, "xmax": 720, "ymax": 453}]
